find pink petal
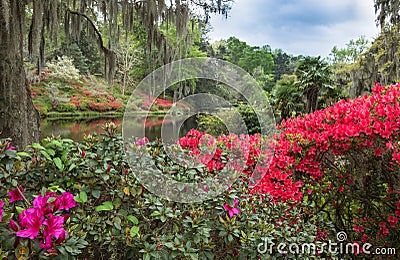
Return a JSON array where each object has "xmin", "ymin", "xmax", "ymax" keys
[
  {"xmin": 16, "ymin": 228, "xmax": 40, "ymax": 239},
  {"xmin": 231, "ymin": 208, "xmax": 240, "ymax": 215},
  {"xmin": 223, "ymin": 203, "xmax": 231, "ymax": 211}
]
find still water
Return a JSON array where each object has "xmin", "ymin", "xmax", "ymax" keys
[{"xmin": 40, "ymin": 115, "xmax": 198, "ymax": 142}]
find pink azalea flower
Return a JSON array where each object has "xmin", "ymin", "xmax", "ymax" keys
[
  {"xmin": 54, "ymin": 192, "xmax": 77, "ymax": 211},
  {"xmin": 40, "ymin": 214, "xmax": 67, "ymax": 250},
  {"xmin": 0, "ymin": 200, "xmax": 4, "ymax": 222},
  {"xmin": 8, "ymin": 186, "xmax": 24, "ymax": 203},
  {"xmin": 135, "ymin": 137, "xmax": 149, "ymax": 146},
  {"xmin": 33, "ymin": 194, "xmax": 53, "ymax": 215},
  {"xmin": 6, "ymin": 142, "xmax": 15, "ymax": 151},
  {"xmin": 16, "ymin": 208, "xmax": 43, "ymax": 239},
  {"xmin": 223, "ymin": 199, "xmax": 240, "ymax": 218}
]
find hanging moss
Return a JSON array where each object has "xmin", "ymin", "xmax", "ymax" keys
[
  {"xmin": 27, "ymin": 0, "xmax": 233, "ymax": 83},
  {"xmin": 350, "ymin": 25, "xmax": 400, "ymax": 96}
]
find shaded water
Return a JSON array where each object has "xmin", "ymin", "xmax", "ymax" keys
[{"xmin": 40, "ymin": 115, "xmax": 198, "ymax": 142}]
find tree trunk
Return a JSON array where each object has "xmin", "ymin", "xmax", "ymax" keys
[{"xmin": 0, "ymin": 0, "xmax": 40, "ymax": 150}]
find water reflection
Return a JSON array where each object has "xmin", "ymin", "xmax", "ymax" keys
[{"xmin": 40, "ymin": 115, "xmax": 198, "ymax": 142}]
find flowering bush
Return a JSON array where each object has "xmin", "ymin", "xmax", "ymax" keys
[
  {"xmin": 46, "ymin": 56, "xmax": 80, "ymax": 82},
  {"xmin": 0, "ymin": 159, "xmax": 85, "ymax": 258},
  {"xmin": 253, "ymin": 82, "xmax": 400, "ymax": 250},
  {"xmin": 0, "ymin": 125, "xmax": 322, "ymax": 259},
  {"xmin": 2, "ymin": 82, "xmax": 400, "ymax": 258}
]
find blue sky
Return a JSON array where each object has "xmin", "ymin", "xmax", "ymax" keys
[{"xmin": 208, "ymin": 0, "xmax": 380, "ymax": 57}]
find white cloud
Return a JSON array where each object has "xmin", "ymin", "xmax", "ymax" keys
[{"xmin": 207, "ymin": 0, "xmax": 380, "ymax": 57}]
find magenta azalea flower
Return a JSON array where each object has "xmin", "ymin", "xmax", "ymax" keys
[
  {"xmin": 54, "ymin": 192, "xmax": 76, "ymax": 211},
  {"xmin": 0, "ymin": 200, "xmax": 4, "ymax": 222},
  {"xmin": 33, "ymin": 194, "xmax": 53, "ymax": 215},
  {"xmin": 6, "ymin": 142, "xmax": 15, "ymax": 151},
  {"xmin": 16, "ymin": 208, "xmax": 43, "ymax": 239},
  {"xmin": 223, "ymin": 199, "xmax": 240, "ymax": 218},
  {"xmin": 8, "ymin": 186, "xmax": 24, "ymax": 202},
  {"xmin": 40, "ymin": 214, "xmax": 67, "ymax": 249},
  {"xmin": 135, "ymin": 137, "xmax": 149, "ymax": 146}
]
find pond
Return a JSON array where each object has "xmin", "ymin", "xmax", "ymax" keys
[{"xmin": 40, "ymin": 115, "xmax": 198, "ymax": 142}]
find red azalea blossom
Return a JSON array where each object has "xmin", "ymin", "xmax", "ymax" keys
[
  {"xmin": 353, "ymin": 225, "xmax": 365, "ymax": 233},
  {"xmin": 388, "ymin": 216, "xmax": 398, "ymax": 227}
]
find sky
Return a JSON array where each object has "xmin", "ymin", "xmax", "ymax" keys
[{"xmin": 207, "ymin": 0, "xmax": 380, "ymax": 57}]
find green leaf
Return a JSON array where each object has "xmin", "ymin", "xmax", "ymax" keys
[
  {"xmin": 16, "ymin": 206, "xmax": 24, "ymax": 214},
  {"xmin": 40, "ymin": 150, "xmax": 51, "ymax": 161},
  {"xmin": 114, "ymin": 217, "xmax": 122, "ymax": 230},
  {"xmin": 47, "ymin": 197, "xmax": 56, "ymax": 203},
  {"xmin": 50, "ymin": 140, "xmax": 62, "ymax": 148},
  {"xmin": 68, "ymin": 163, "xmax": 76, "ymax": 172},
  {"xmin": 127, "ymin": 215, "xmax": 139, "ymax": 225},
  {"xmin": 130, "ymin": 226, "xmax": 139, "ymax": 237},
  {"xmin": 92, "ymin": 190, "xmax": 100, "ymax": 199},
  {"xmin": 58, "ymin": 246, "xmax": 67, "ymax": 256},
  {"xmin": 17, "ymin": 152, "xmax": 31, "ymax": 158},
  {"xmin": 113, "ymin": 198, "xmax": 122, "ymax": 209},
  {"xmin": 65, "ymin": 245, "xmax": 73, "ymax": 253},
  {"xmin": 5, "ymin": 149, "xmax": 17, "ymax": 158},
  {"xmin": 79, "ymin": 191, "xmax": 88, "ymax": 203},
  {"xmin": 151, "ymin": 211, "xmax": 161, "ymax": 217},
  {"xmin": 32, "ymin": 143, "xmax": 44, "ymax": 149},
  {"xmin": 53, "ymin": 157, "xmax": 64, "ymax": 171},
  {"xmin": 95, "ymin": 201, "xmax": 114, "ymax": 212},
  {"xmin": 46, "ymin": 148, "xmax": 56, "ymax": 156},
  {"xmin": 188, "ymin": 253, "xmax": 198, "ymax": 260}
]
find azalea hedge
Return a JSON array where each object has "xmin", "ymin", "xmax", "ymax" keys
[
  {"xmin": 0, "ymin": 128, "xmax": 322, "ymax": 259},
  {"xmin": 1, "ymin": 82, "xmax": 400, "ymax": 259}
]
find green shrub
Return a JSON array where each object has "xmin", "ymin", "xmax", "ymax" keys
[
  {"xmin": 0, "ymin": 124, "xmax": 326, "ymax": 259},
  {"xmin": 55, "ymin": 103, "xmax": 77, "ymax": 112},
  {"xmin": 197, "ymin": 103, "xmax": 260, "ymax": 136},
  {"xmin": 197, "ymin": 113, "xmax": 229, "ymax": 136}
]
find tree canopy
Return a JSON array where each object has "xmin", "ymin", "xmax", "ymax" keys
[{"xmin": 0, "ymin": 0, "xmax": 234, "ymax": 149}]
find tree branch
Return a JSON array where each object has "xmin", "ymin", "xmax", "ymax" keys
[{"xmin": 67, "ymin": 9, "xmax": 107, "ymax": 53}]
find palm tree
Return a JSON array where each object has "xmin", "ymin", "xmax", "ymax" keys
[
  {"xmin": 271, "ymin": 74, "xmax": 304, "ymax": 121},
  {"xmin": 295, "ymin": 56, "xmax": 333, "ymax": 113}
]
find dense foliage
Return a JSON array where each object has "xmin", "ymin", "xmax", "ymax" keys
[
  {"xmin": 0, "ymin": 125, "xmax": 321, "ymax": 259},
  {"xmin": 2, "ymin": 82, "xmax": 400, "ymax": 259}
]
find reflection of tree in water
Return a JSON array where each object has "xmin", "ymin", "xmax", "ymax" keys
[{"xmin": 40, "ymin": 115, "xmax": 198, "ymax": 142}]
